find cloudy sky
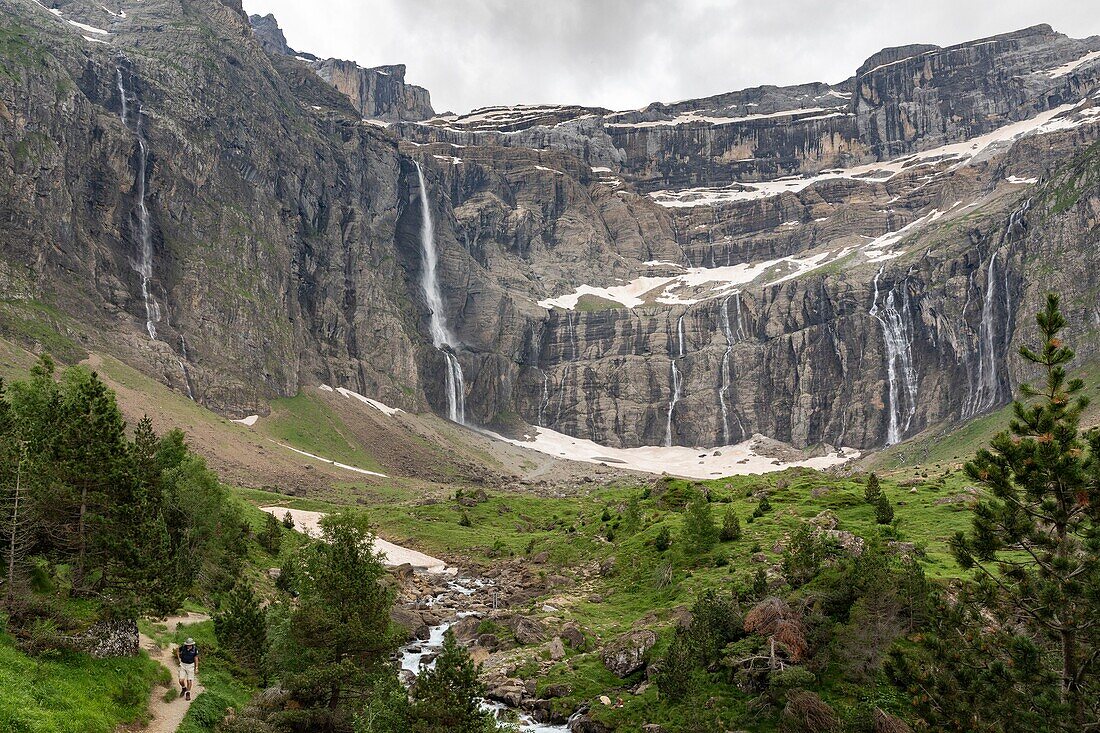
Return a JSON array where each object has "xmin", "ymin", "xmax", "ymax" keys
[{"xmin": 242, "ymin": 0, "xmax": 1100, "ymax": 114}]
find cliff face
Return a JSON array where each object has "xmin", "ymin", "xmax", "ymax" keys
[
  {"xmin": 3, "ymin": 1, "xmax": 1100, "ymax": 453},
  {"xmin": 245, "ymin": 14, "xmax": 434, "ymax": 122}
]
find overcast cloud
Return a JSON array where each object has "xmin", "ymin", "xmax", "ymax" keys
[{"xmin": 241, "ymin": 0, "xmax": 1100, "ymax": 114}]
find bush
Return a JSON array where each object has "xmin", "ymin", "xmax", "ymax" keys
[
  {"xmin": 874, "ymin": 494, "xmax": 894, "ymax": 525},
  {"xmin": 458, "ymin": 512, "xmax": 472, "ymax": 527},
  {"xmin": 681, "ymin": 496, "xmax": 718, "ymax": 554},
  {"xmin": 654, "ymin": 526, "xmax": 671, "ymax": 552},
  {"xmin": 257, "ymin": 513, "xmax": 283, "ymax": 556},
  {"xmin": 720, "ymin": 507, "xmax": 742, "ymax": 542}
]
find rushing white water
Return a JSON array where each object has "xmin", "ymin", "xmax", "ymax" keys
[
  {"xmin": 117, "ymin": 68, "xmax": 159, "ymax": 340},
  {"xmin": 718, "ymin": 295, "xmax": 745, "ymax": 444},
  {"xmin": 415, "ymin": 162, "xmax": 466, "ymax": 423},
  {"xmin": 869, "ymin": 267, "xmax": 918, "ymax": 445},
  {"xmin": 664, "ymin": 358, "xmax": 682, "ymax": 447},
  {"xmin": 396, "ymin": 578, "xmax": 571, "ymax": 732}
]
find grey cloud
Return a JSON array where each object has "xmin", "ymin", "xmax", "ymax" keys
[{"xmin": 243, "ymin": 0, "xmax": 1100, "ymax": 113}]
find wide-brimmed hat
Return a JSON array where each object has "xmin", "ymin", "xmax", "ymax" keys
[{"xmin": 185, "ymin": 638, "xmax": 195, "ymax": 645}]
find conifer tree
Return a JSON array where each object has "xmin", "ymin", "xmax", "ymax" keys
[
  {"xmin": 406, "ymin": 630, "xmax": 495, "ymax": 733},
  {"xmin": 951, "ymin": 294, "xmax": 1100, "ymax": 728},
  {"xmin": 682, "ymin": 495, "xmax": 718, "ymax": 554},
  {"xmin": 215, "ymin": 582, "xmax": 269, "ymax": 681},
  {"xmin": 874, "ymin": 493, "xmax": 894, "ymax": 525},
  {"xmin": 719, "ymin": 506, "xmax": 742, "ymax": 542},
  {"xmin": 864, "ymin": 472, "xmax": 882, "ymax": 503},
  {"xmin": 259, "ymin": 512, "xmax": 283, "ymax": 556}
]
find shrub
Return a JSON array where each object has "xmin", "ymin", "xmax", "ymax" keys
[
  {"xmin": 874, "ymin": 494, "xmax": 894, "ymax": 524},
  {"xmin": 720, "ymin": 507, "xmax": 742, "ymax": 542},
  {"xmin": 654, "ymin": 526, "xmax": 671, "ymax": 552}
]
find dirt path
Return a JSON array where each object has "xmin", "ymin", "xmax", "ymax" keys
[{"xmin": 139, "ymin": 613, "xmax": 211, "ymax": 733}]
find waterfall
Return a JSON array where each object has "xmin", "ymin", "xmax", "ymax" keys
[
  {"xmin": 965, "ymin": 249, "xmax": 1001, "ymax": 418},
  {"xmin": 664, "ymin": 312, "xmax": 687, "ymax": 447},
  {"xmin": 869, "ymin": 267, "xmax": 919, "ymax": 445},
  {"xmin": 415, "ymin": 162, "xmax": 466, "ymax": 423},
  {"xmin": 664, "ymin": 359, "xmax": 682, "ymax": 448},
  {"xmin": 537, "ymin": 372, "xmax": 551, "ymax": 427},
  {"xmin": 964, "ymin": 199, "xmax": 1028, "ymax": 419},
  {"xmin": 117, "ymin": 67, "xmax": 160, "ymax": 341},
  {"xmin": 718, "ymin": 294, "xmax": 745, "ymax": 444},
  {"xmin": 178, "ymin": 334, "xmax": 195, "ymax": 401}
]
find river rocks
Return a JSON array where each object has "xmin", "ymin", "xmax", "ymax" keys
[
  {"xmin": 570, "ymin": 713, "xmax": 612, "ymax": 733},
  {"xmin": 601, "ymin": 629, "xmax": 657, "ymax": 678},
  {"xmin": 511, "ymin": 615, "xmax": 547, "ymax": 645},
  {"xmin": 390, "ymin": 606, "xmax": 430, "ymax": 641}
]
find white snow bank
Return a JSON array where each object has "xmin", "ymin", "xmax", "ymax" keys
[
  {"xmin": 605, "ymin": 106, "xmax": 845, "ymax": 129},
  {"xmin": 334, "ymin": 387, "xmax": 403, "ymax": 416},
  {"xmin": 318, "ymin": 384, "xmax": 335, "ymax": 392},
  {"xmin": 484, "ymin": 426, "xmax": 857, "ymax": 479},
  {"xmin": 67, "ymin": 19, "xmax": 110, "ymax": 34},
  {"xmin": 277, "ymin": 444, "xmax": 388, "ymax": 478},
  {"xmin": 649, "ymin": 101, "xmax": 1088, "ymax": 208},
  {"xmin": 1044, "ymin": 50, "xmax": 1100, "ymax": 78},
  {"xmin": 233, "ymin": 415, "xmax": 259, "ymax": 426},
  {"xmin": 1005, "ymin": 175, "xmax": 1038, "ymax": 184},
  {"xmin": 260, "ymin": 507, "xmax": 450, "ymax": 573}
]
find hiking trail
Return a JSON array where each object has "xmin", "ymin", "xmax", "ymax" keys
[{"xmin": 139, "ymin": 613, "xmax": 210, "ymax": 733}]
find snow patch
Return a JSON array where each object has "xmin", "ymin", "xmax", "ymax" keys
[
  {"xmin": 318, "ymin": 384, "xmax": 335, "ymax": 392},
  {"xmin": 485, "ymin": 426, "xmax": 857, "ymax": 479},
  {"xmin": 233, "ymin": 415, "xmax": 259, "ymax": 427},
  {"xmin": 277, "ymin": 444, "xmax": 388, "ymax": 478},
  {"xmin": 334, "ymin": 387, "xmax": 403, "ymax": 416},
  {"xmin": 649, "ymin": 101, "xmax": 1088, "ymax": 208},
  {"xmin": 1044, "ymin": 50, "xmax": 1100, "ymax": 78},
  {"xmin": 1005, "ymin": 175, "xmax": 1038, "ymax": 184},
  {"xmin": 260, "ymin": 507, "xmax": 450, "ymax": 573}
]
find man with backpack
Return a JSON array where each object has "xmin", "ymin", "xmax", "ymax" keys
[{"xmin": 176, "ymin": 637, "xmax": 199, "ymax": 701}]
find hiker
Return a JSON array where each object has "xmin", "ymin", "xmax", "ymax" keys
[{"xmin": 176, "ymin": 637, "xmax": 199, "ymax": 701}]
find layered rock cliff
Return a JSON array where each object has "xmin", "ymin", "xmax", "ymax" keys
[
  {"xmin": 2, "ymin": 0, "xmax": 1100, "ymax": 454},
  {"xmin": 247, "ymin": 13, "xmax": 435, "ymax": 122}
]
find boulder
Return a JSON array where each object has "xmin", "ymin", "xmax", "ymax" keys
[
  {"xmin": 561, "ymin": 622, "xmax": 586, "ymax": 649},
  {"xmin": 600, "ymin": 629, "xmax": 657, "ymax": 678},
  {"xmin": 548, "ymin": 636, "xmax": 566, "ymax": 660},
  {"xmin": 511, "ymin": 615, "xmax": 547, "ymax": 645}
]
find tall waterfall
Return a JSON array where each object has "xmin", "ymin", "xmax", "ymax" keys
[
  {"xmin": 664, "ymin": 359, "xmax": 682, "ymax": 448},
  {"xmin": 415, "ymin": 162, "xmax": 466, "ymax": 423},
  {"xmin": 869, "ymin": 267, "xmax": 919, "ymax": 445},
  {"xmin": 965, "ymin": 199, "xmax": 1028, "ymax": 418},
  {"xmin": 664, "ymin": 313, "xmax": 686, "ymax": 447},
  {"xmin": 117, "ymin": 68, "xmax": 160, "ymax": 340},
  {"xmin": 718, "ymin": 294, "xmax": 745, "ymax": 444}
]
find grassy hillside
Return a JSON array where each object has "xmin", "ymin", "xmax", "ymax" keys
[{"xmin": 0, "ymin": 632, "xmax": 166, "ymax": 733}]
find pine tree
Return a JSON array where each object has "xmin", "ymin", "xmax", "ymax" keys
[
  {"xmin": 282, "ymin": 510, "xmax": 295, "ymax": 530},
  {"xmin": 864, "ymin": 472, "xmax": 882, "ymax": 503},
  {"xmin": 214, "ymin": 582, "xmax": 268, "ymax": 681},
  {"xmin": 406, "ymin": 630, "xmax": 494, "ymax": 733},
  {"xmin": 951, "ymin": 294, "xmax": 1100, "ymax": 729},
  {"xmin": 682, "ymin": 495, "xmax": 718, "ymax": 554},
  {"xmin": 276, "ymin": 513, "xmax": 399, "ymax": 722},
  {"xmin": 874, "ymin": 493, "xmax": 894, "ymax": 525},
  {"xmin": 258, "ymin": 512, "xmax": 283, "ymax": 556},
  {"xmin": 719, "ymin": 506, "xmax": 742, "ymax": 542},
  {"xmin": 655, "ymin": 526, "xmax": 671, "ymax": 552}
]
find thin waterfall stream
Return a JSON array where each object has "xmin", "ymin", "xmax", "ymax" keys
[{"xmin": 415, "ymin": 162, "xmax": 466, "ymax": 423}]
